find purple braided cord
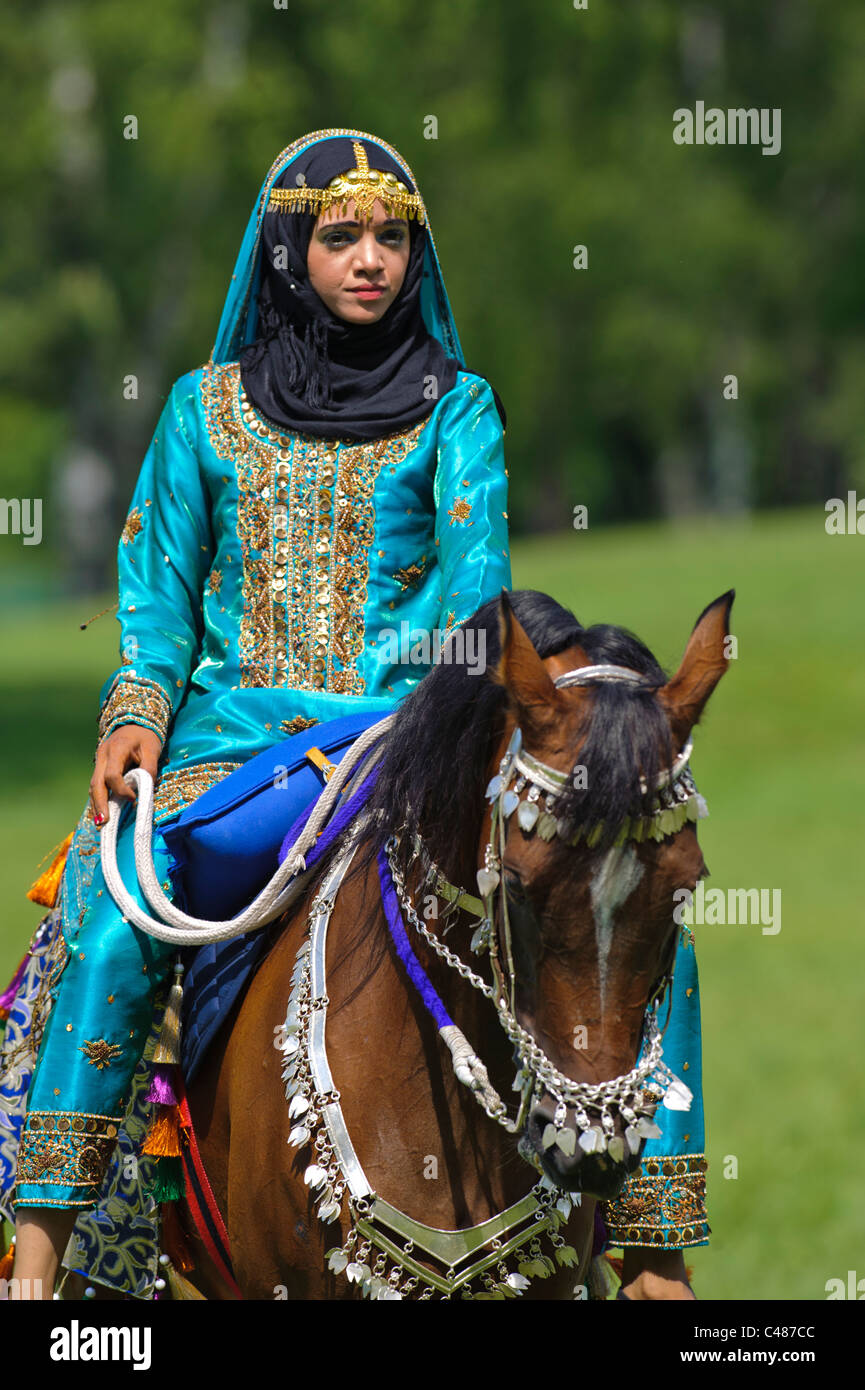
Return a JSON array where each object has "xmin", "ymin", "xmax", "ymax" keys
[
  {"xmin": 278, "ymin": 763, "xmax": 381, "ymax": 872},
  {"xmin": 377, "ymin": 846, "xmax": 454, "ymax": 1031}
]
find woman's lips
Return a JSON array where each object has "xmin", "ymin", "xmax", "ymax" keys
[{"xmin": 348, "ymin": 286, "xmax": 385, "ymax": 298}]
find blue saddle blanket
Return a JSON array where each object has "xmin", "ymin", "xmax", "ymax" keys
[{"xmin": 160, "ymin": 711, "xmax": 384, "ymax": 1083}]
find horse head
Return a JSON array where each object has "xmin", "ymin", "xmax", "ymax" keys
[{"xmin": 480, "ymin": 589, "xmax": 733, "ymax": 1199}]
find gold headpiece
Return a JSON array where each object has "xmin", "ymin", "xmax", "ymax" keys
[{"xmin": 266, "ymin": 139, "xmax": 425, "ymax": 225}]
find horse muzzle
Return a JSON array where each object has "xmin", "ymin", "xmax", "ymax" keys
[{"xmin": 524, "ymin": 1099, "xmax": 643, "ymax": 1199}]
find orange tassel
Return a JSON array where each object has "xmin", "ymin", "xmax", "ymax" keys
[
  {"xmin": 0, "ymin": 1237, "xmax": 15, "ymax": 1281},
  {"xmin": 26, "ymin": 831, "xmax": 75, "ymax": 908},
  {"xmin": 142, "ymin": 1108, "xmax": 183, "ymax": 1159}
]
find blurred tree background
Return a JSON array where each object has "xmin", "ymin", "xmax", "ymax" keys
[{"xmin": 2, "ymin": 0, "xmax": 864, "ymax": 593}]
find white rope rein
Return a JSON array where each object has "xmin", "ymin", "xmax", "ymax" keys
[{"xmin": 98, "ymin": 715, "xmax": 394, "ymax": 946}]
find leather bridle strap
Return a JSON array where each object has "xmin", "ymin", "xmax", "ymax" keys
[{"xmin": 429, "ymin": 869, "xmax": 485, "ymax": 921}]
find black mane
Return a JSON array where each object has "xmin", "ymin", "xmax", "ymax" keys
[{"xmin": 356, "ymin": 589, "xmax": 672, "ymax": 887}]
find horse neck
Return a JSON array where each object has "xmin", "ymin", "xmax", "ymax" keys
[
  {"xmin": 399, "ymin": 718, "xmax": 520, "ymax": 1100},
  {"xmin": 315, "ymin": 822, "xmax": 527, "ymax": 1224}
]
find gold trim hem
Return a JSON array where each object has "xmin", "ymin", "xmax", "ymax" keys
[
  {"xmin": 97, "ymin": 673, "xmax": 172, "ymax": 745},
  {"xmin": 153, "ymin": 761, "xmax": 245, "ymax": 825},
  {"xmin": 14, "ymin": 1110, "xmax": 124, "ymax": 1196},
  {"xmin": 11, "ymin": 1194, "xmax": 108, "ymax": 1209},
  {"xmin": 600, "ymin": 1153, "xmax": 709, "ymax": 1249}
]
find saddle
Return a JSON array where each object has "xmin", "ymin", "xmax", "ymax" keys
[{"xmin": 158, "ymin": 710, "xmax": 385, "ymax": 1082}]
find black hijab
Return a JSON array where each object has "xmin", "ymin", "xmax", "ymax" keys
[{"xmin": 238, "ymin": 137, "xmax": 462, "ymax": 441}]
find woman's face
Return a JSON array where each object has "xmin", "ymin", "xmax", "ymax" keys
[{"xmin": 306, "ymin": 198, "xmax": 411, "ymax": 324}]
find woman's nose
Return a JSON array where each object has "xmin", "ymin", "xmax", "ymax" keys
[{"xmin": 354, "ymin": 233, "xmax": 384, "ymax": 270}]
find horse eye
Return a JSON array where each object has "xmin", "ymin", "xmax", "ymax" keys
[{"xmin": 504, "ymin": 871, "xmax": 527, "ymax": 901}]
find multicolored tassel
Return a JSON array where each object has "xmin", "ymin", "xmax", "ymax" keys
[
  {"xmin": 152, "ymin": 960, "xmax": 184, "ymax": 1068},
  {"xmin": 142, "ymin": 958, "xmax": 187, "ymax": 1203},
  {"xmin": 26, "ymin": 830, "xmax": 75, "ymax": 908},
  {"xmin": 0, "ymin": 1236, "xmax": 15, "ymax": 1282},
  {"xmin": 142, "ymin": 1109, "xmax": 183, "ymax": 1159},
  {"xmin": 146, "ymin": 1065, "xmax": 179, "ymax": 1107},
  {"xmin": 147, "ymin": 1157, "xmax": 185, "ymax": 1204}
]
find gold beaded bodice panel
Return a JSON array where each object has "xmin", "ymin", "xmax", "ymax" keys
[{"xmin": 200, "ymin": 362, "xmax": 428, "ymax": 695}]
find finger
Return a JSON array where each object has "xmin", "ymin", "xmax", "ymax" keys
[
  {"xmin": 90, "ymin": 746, "xmax": 114, "ymax": 825},
  {"xmin": 90, "ymin": 782, "xmax": 109, "ymax": 826},
  {"xmin": 102, "ymin": 753, "xmax": 138, "ymax": 810},
  {"xmin": 117, "ymin": 737, "xmax": 158, "ymax": 784}
]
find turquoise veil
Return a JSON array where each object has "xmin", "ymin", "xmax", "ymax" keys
[{"xmin": 210, "ymin": 128, "xmax": 465, "ymax": 369}]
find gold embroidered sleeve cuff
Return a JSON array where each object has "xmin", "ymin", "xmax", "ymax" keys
[
  {"xmin": 97, "ymin": 673, "xmax": 172, "ymax": 746},
  {"xmin": 14, "ymin": 1110, "xmax": 124, "ymax": 1207},
  {"xmin": 600, "ymin": 1154, "xmax": 710, "ymax": 1248},
  {"xmin": 152, "ymin": 761, "xmax": 245, "ymax": 825}
]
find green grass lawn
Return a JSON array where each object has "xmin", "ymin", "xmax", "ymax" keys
[{"xmin": 1, "ymin": 506, "xmax": 862, "ymax": 1299}]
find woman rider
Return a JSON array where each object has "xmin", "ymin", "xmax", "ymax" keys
[{"xmin": 5, "ymin": 129, "xmax": 511, "ymax": 1295}]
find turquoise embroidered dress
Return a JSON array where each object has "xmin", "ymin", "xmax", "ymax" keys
[{"xmin": 8, "ymin": 129, "xmax": 511, "ymax": 1214}]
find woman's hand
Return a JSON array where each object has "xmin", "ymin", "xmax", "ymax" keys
[{"xmin": 90, "ymin": 725, "xmax": 163, "ymax": 826}]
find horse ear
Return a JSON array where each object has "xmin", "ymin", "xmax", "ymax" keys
[
  {"xmin": 658, "ymin": 590, "xmax": 735, "ymax": 746},
  {"xmin": 490, "ymin": 590, "xmax": 565, "ymax": 727}
]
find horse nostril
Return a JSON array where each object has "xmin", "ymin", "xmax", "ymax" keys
[{"xmin": 526, "ymin": 1110, "xmax": 543, "ymax": 1143}]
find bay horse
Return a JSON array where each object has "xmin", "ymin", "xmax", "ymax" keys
[{"xmin": 180, "ymin": 587, "xmax": 733, "ymax": 1300}]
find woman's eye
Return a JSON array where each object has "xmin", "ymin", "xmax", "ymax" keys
[{"xmin": 321, "ymin": 229, "xmax": 405, "ymax": 249}]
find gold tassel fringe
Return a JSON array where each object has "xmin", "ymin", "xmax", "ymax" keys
[
  {"xmin": 152, "ymin": 961, "xmax": 184, "ymax": 1066},
  {"xmin": 166, "ymin": 1266, "xmax": 206, "ymax": 1300}
]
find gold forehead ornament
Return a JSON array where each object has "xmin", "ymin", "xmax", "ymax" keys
[{"xmin": 266, "ymin": 139, "xmax": 426, "ymax": 224}]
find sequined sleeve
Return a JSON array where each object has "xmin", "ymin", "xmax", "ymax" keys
[
  {"xmin": 433, "ymin": 375, "xmax": 511, "ymax": 632},
  {"xmin": 600, "ymin": 931, "xmax": 710, "ymax": 1249},
  {"xmin": 600, "ymin": 1154, "xmax": 709, "ymax": 1250},
  {"xmin": 96, "ymin": 372, "xmax": 214, "ymax": 747}
]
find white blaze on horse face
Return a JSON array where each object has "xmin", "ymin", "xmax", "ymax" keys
[{"xmin": 589, "ymin": 845, "xmax": 645, "ymax": 1016}]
